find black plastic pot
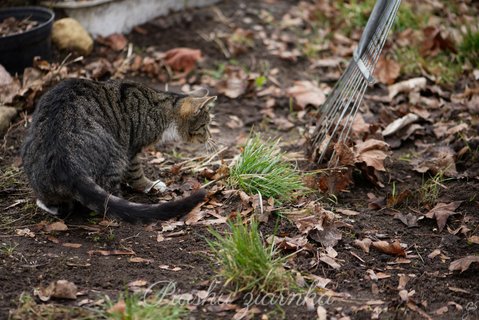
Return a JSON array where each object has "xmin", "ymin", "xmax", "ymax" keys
[{"xmin": 0, "ymin": 7, "xmax": 54, "ymax": 75}]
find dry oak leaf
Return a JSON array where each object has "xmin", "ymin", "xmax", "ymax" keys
[
  {"xmin": 164, "ymin": 47, "xmax": 202, "ymax": 74},
  {"xmin": 371, "ymin": 240, "xmax": 406, "ymax": 257},
  {"xmin": 354, "ymin": 139, "xmax": 390, "ymax": 171},
  {"xmin": 449, "ymin": 256, "xmax": 479, "ymax": 273},
  {"xmin": 375, "ymin": 56, "xmax": 400, "ymax": 85},
  {"xmin": 287, "ymin": 80, "xmax": 326, "ymax": 110},
  {"xmin": 425, "ymin": 201, "xmax": 462, "ymax": 232}
]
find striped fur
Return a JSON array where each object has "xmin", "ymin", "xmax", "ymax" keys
[{"xmin": 22, "ymin": 78, "xmax": 215, "ymax": 222}]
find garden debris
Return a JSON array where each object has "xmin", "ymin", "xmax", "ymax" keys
[
  {"xmin": 35, "ymin": 280, "xmax": 78, "ymax": 301},
  {"xmin": 0, "ymin": 16, "xmax": 38, "ymax": 37}
]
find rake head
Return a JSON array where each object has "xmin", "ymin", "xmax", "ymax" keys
[{"xmin": 310, "ymin": 0, "xmax": 402, "ymax": 166}]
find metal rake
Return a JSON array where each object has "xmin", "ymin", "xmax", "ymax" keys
[{"xmin": 310, "ymin": 0, "xmax": 401, "ymax": 165}]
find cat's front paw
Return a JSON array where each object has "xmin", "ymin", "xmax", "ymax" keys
[{"xmin": 144, "ymin": 180, "xmax": 167, "ymax": 193}]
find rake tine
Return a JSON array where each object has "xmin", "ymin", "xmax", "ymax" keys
[{"xmin": 312, "ymin": 0, "xmax": 402, "ymax": 165}]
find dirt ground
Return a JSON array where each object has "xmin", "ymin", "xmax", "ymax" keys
[{"xmin": 1, "ymin": 0, "xmax": 479, "ymax": 319}]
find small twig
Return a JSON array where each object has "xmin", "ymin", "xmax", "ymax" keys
[
  {"xmin": 120, "ymin": 232, "xmax": 141, "ymax": 243},
  {"xmin": 201, "ymin": 174, "xmax": 228, "ymax": 188}
]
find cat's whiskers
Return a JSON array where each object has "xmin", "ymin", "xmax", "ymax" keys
[{"xmin": 205, "ymin": 138, "xmax": 218, "ymax": 154}]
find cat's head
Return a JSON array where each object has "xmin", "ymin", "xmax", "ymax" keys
[{"xmin": 177, "ymin": 89, "xmax": 216, "ymax": 144}]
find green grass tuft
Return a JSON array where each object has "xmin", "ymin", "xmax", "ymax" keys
[
  {"xmin": 228, "ymin": 133, "xmax": 306, "ymax": 202},
  {"xmin": 107, "ymin": 292, "xmax": 188, "ymax": 320},
  {"xmin": 208, "ymin": 217, "xmax": 295, "ymax": 294},
  {"xmin": 459, "ymin": 29, "xmax": 479, "ymax": 68}
]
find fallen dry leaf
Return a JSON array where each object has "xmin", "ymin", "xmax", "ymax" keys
[
  {"xmin": 184, "ymin": 206, "xmax": 207, "ymax": 225},
  {"xmin": 411, "ymin": 144, "xmax": 457, "ymax": 177},
  {"xmin": 96, "ymin": 33, "xmax": 128, "ymax": 51},
  {"xmin": 164, "ymin": 47, "xmax": 202, "ymax": 74},
  {"xmin": 371, "ymin": 240, "xmax": 406, "ymax": 257},
  {"xmin": 420, "ymin": 26, "xmax": 456, "ymax": 57},
  {"xmin": 317, "ymin": 305, "xmax": 327, "ymax": 320},
  {"xmin": 128, "ymin": 279, "xmax": 148, "ymax": 288},
  {"xmin": 428, "ymin": 249, "xmax": 441, "ymax": 259},
  {"xmin": 35, "ymin": 280, "xmax": 77, "ymax": 302},
  {"xmin": 88, "ymin": 249, "xmax": 135, "ymax": 256},
  {"xmin": 336, "ymin": 208, "xmax": 360, "ymax": 216},
  {"xmin": 159, "ymin": 265, "xmax": 182, "ymax": 271},
  {"xmin": 129, "ymin": 257, "xmax": 153, "ymax": 264},
  {"xmin": 382, "ymin": 113, "xmax": 420, "ymax": 137},
  {"xmin": 272, "ymin": 235, "xmax": 308, "ymax": 251},
  {"xmin": 272, "ymin": 116, "xmax": 295, "ymax": 131},
  {"xmin": 0, "ymin": 64, "xmax": 21, "ymax": 104},
  {"xmin": 353, "ymin": 238, "xmax": 372, "ymax": 253},
  {"xmin": 62, "ymin": 243, "xmax": 82, "ymax": 249},
  {"xmin": 449, "ymin": 256, "xmax": 479, "ymax": 273},
  {"xmin": 468, "ymin": 235, "xmax": 479, "ymax": 244},
  {"xmin": 310, "ymin": 226, "xmax": 342, "ymax": 248},
  {"xmin": 15, "ymin": 228, "xmax": 35, "ymax": 238},
  {"xmin": 319, "ymin": 255, "xmax": 341, "ymax": 269},
  {"xmin": 108, "ymin": 300, "xmax": 126, "ymax": 315},
  {"xmin": 44, "ymin": 221, "xmax": 68, "ymax": 232},
  {"xmin": 287, "ymin": 80, "xmax": 326, "ymax": 110},
  {"xmin": 375, "ymin": 56, "xmax": 400, "ymax": 85},
  {"xmin": 397, "ymin": 274, "xmax": 410, "ymax": 290},
  {"xmin": 425, "ymin": 201, "xmax": 462, "ymax": 232},
  {"xmin": 354, "ymin": 139, "xmax": 390, "ymax": 171},
  {"xmin": 216, "ymin": 66, "xmax": 247, "ymax": 98},
  {"xmin": 393, "ymin": 212, "xmax": 419, "ymax": 228},
  {"xmin": 434, "ymin": 306, "xmax": 449, "ymax": 316},
  {"xmin": 227, "ymin": 28, "xmax": 255, "ymax": 56},
  {"xmin": 388, "ymin": 77, "xmax": 427, "ymax": 100}
]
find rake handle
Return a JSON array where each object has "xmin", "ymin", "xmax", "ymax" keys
[{"xmin": 356, "ymin": 0, "xmax": 389, "ymax": 58}]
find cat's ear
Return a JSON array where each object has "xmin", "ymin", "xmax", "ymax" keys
[
  {"xmin": 179, "ymin": 96, "xmax": 216, "ymax": 117},
  {"xmin": 195, "ymin": 95, "xmax": 217, "ymax": 114}
]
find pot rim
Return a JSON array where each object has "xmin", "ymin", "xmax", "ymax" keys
[{"xmin": 0, "ymin": 6, "xmax": 55, "ymax": 41}]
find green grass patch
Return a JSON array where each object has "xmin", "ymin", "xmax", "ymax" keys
[
  {"xmin": 228, "ymin": 133, "xmax": 306, "ymax": 203},
  {"xmin": 107, "ymin": 292, "xmax": 188, "ymax": 320},
  {"xmin": 208, "ymin": 217, "xmax": 296, "ymax": 294},
  {"xmin": 394, "ymin": 46, "xmax": 463, "ymax": 84},
  {"xmin": 459, "ymin": 29, "xmax": 479, "ymax": 68},
  {"xmin": 336, "ymin": 0, "xmax": 427, "ymax": 36}
]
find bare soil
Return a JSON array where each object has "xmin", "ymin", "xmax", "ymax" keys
[{"xmin": 1, "ymin": 1, "xmax": 478, "ymax": 319}]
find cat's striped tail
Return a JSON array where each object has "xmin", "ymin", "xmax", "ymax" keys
[{"xmin": 74, "ymin": 178, "xmax": 207, "ymax": 222}]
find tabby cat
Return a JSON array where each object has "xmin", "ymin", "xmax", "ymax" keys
[{"xmin": 22, "ymin": 78, "xmax": 216, "ymax": 222}]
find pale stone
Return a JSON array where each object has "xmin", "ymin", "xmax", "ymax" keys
[
  {"xmin": 0, "ymin": 106, "xmax": 18, "ymax": 134},
  {"xmin": 51, "ymin": 18, "xmax": 93, "ymax": 55}
]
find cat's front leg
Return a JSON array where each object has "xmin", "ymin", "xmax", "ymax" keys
[{"xmin": 126, "ymin": 155, "xmax": 167, "ymax": 193}]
